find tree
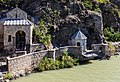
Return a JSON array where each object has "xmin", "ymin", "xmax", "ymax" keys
[{"xmin": 34, "ymin": 19, "xmax": 52, "ymax": 49}]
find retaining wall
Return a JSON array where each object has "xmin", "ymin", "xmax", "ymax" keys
[{"xmin": 7, "ymin": 46, "xmax": 81, "ymax": 75}]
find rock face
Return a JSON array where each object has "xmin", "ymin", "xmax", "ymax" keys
[
  {"xmin": 99, "ymin": 2, "xmax": 120, "ymax": 30},
  {"xmin": 21, "ymin": 0, "xmax": 105, "ymax": 49},
  {"xmin": 53, "ymin": 10, "xmax": 104, "ymax": 49},
  {"xmin": 110, "ymin": 0, "xmax": 120, "ymax": 9},
  {"xmin": 1, "ymin": 0, "xmax": 120, "ymax": 49}
]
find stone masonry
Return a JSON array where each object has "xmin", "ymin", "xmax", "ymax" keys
[{"xmin": 7, "ymin": 46, "xmax": 81, "ymax": 75}]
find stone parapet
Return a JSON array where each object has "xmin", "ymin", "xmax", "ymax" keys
[{"xmin": 7, "ymin": 46, "xmax": 81, "ymax": 75}]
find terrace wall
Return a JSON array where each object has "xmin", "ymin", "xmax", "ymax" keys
[{"xmin": 7, "ymin": 46, "xmax": 81, "ymax": 75}]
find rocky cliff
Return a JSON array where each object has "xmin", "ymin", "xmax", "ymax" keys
[{"xmin": 0, "ymin": 0, "xmax": 120, "ymax": 49}]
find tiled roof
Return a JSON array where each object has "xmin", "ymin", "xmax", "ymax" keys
[
  {"xmin": 71, "ymin": 30, "xmax": 87, "ymax": 40},
  {"xmin": 4, "ymin": 19, "xmax": 33, "ymax": 26}
]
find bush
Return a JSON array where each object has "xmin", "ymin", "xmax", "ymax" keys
[
  {"xmin": 73, "ymin": 58, "xmax": 79, "ymax": 66},
  {"xmin": 104, "ymin": 27, "xmax": 120, "ymax": 42},
  {"xmin": 54, "ymin": 60, "xmax": 60, "ymax": 69},
  {"xmin": 37, "ymin": 52, "xmax": 79, "ymax": 72},
  {"xmin": 37, "ymin": 59, "xmax": 45, "ymax": 72},
  {"xmin": 3, "ymin": 72, "xmax": 13, "ymax": 80},
  {"xmin": 49, "ymin": 62, "xmax": 56, "ymax": 70},
  {"xmin": 59, "ymin": 61, "xmax": 65, "ymax": 69},
  {"xmin": 61, "ymin": 55, "xmax": 74, "ymax": 68},
  {"xmin": 37, "ymin": 58, "xmax": 59, "ymax": 71}
]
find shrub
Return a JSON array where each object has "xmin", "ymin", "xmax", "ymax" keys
[
  {"xmin": 62, "ymin": 51, "xmax": 68, "ymax": 56},
  {"xmin": 73, "ymin": 58, "xmax": 79, "ymax": 66},
  {"xmin": 59, "ymin": 61, "xmax": 65, "ymax": 69},
  {"xmin": 44, "ymin": 58, "xmax": 51, "ymax": 70},
  {"xmin": 59, "ymin": 51, "xmax": 74, "ymax": 68},
  {"xmin": 62, "ymin": 55, "xmax": 74, "ymax": 68},
  {"xmin": 54, "ymin": 60, "xmax": 60, "ymax": 69},
  {"xmin": 49, "ymin": 62, "xmax": 56, "ymax": 70},
  {"xmin": 37, "ymin": 52, "xmax": 78, "ymax": 72},
  {"xmin": 104, "ymin": 27, "xmax": 120, "ymax": 42},
  {"xmin": 107, "ymin": 42, "xmax": 115, "ymax": 56},
  {"xmin": 37, "ymin": 59, "xmax": 45, "ymax": 72},
  {"xmin": 37, "ymin": 58, "xmax": 59, "ymax": 71},
  {"xmin": 3, "ymin": 72, "xmax": 13, "ymax": 80}
]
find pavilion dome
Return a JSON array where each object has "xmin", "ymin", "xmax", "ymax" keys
[{"xmin": 71, "ymin": 29, "xmax": 87, "ymax": 40}]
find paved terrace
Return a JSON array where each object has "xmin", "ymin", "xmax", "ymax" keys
[{"xmin": 12, "ymin": 56, "xmax": 120, "ymax": 82}]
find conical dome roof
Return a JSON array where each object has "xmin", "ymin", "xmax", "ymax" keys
[{"xmin": 71, "ymin": 30, "xmax": 87, "ymax": 40}]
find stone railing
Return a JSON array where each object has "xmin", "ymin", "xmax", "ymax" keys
[{"xmin": 7, "ymin": 46, "xmax": 81, "ymax": 75}]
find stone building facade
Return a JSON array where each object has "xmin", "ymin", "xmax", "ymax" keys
[
  {"xmin": 0, "ymin": 7, "xmax": 34, "ymax": 54},
  {"xmin": 70, "ymin": 29, "xmax": 87, "ymax": 54}
]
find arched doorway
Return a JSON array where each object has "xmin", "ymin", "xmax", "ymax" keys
[
  {"xmin": 77, "ymin": 42, "xmax": 80, "ymax": 46},
  {"xmin": 16, "ymin": 30, "xmax": 26, "ymax": 50}
]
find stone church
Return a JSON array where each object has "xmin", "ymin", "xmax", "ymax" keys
[{"xmin": 0, "ymin": 7, "xmax": 34, "ymax": 54}]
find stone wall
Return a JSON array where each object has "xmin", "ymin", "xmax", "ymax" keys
[
  {"xmin": 31, "ymin": 50, "xmax": 48, "ymax": 68},
  {"xmin": 30, "ymin": 44, "xmax": 45, "ymax": 52},
  {"xmin": 47, "ymin": 46, "xmax": 81, "ymax": 58},
  {"xmin": 7, "ymin": 50, "xmax": 48, "ymax": 75},
  {"xmin": 7, "ymin": 54, "xmax": 32, "ymax": 75},
  {"xmin": 7, "ymin": 46, "xmax": 81, "ymax": 75}
]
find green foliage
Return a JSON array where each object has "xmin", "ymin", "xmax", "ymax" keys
[
  {"xmin": 82, "ymin": 0, "xmax": 99, "ymax": 10},
  {"xmin": 54, "ymin": 60, "xmax": 60, "ymax": 69},
  {"xmin": 107, "ymin": 42, "xmax": 115, "ymax": 56},
  {"xmin": 82, "ymin": 0, "xmax": 93, "ymax": 10},
  {"xmin": 34, "ymin": 19, "xmax": 51, "ymax": 48},
  {"xmin": 59, "ymin": 61, "xmax": 65, "ymax": 69},
  {"xmin": 0, "ymin": 0, "xmax": 20, "ymax": 9},
  {"xmin": 37, "ymin": 52, "xmax": 79, "ymax": 72},
  {"xmin": 104, "ymin": 27, "xmax": 120, "ymax": 42},
  {"xmin": 3, "ymin": 72, "xmax": 13, "ymax": 80},
  {"xmin": 96, "ymin": 0, "xmax": 109, "ymax": 3},
  {"xmin": 115, "ymin": 8, "xmax": 120, "ymax": 17},
  {"xmin": 60, "ymin": 53, "xmax": 74, "ymax": 68},
  {"xmin": 73, "ymin": 58, "xmax": 79, "ymax": 66},
  {"xmin": 62, "ymin": 51, "xmax": 68, "ymax": 56},
  {"xmin": 37, "ymin": 58, "xmax": 60, "ymax": 72}
]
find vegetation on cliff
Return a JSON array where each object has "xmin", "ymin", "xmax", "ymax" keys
[
  {"xmin": 104, "ymin": 27, "xmax": 120, "ymax": 42},
  {"xmin": 34, "ymin": 19, "xmax": 51, "ymax": 48},
  {"xmin": 1, "ymin": 0, "xmax": 120, "ymax": 47}
]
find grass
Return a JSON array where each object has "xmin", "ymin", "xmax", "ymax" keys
[{"xmin": 12, "ymin": 56, "xmax": 120, "ymax": 82}]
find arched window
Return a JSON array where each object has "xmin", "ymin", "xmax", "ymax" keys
[
  {"xmin": 77, "ymin": 42, "xmax": 80, "ymax": 46},
  {"xmin": 8, "ymin": 35, "xmax": 11, "ymax": 42},
  {"xmin": 15, "ymin": 14, "xmax": 17, "ymax": 18}
]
